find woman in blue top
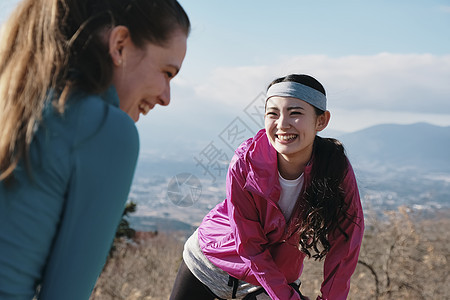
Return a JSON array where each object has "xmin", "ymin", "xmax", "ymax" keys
[{"xmin": 0, "ymin": 0, "xmax": 190, "ymax": 299}]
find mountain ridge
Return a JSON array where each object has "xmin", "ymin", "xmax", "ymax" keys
[{"xmin": 339, "ymin": 122, "xmax": 450, "ymax": 173}]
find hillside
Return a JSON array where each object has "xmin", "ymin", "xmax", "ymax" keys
[{"xmin": 91, "ymin": 208, "xmax": 450, "ymax": 300}]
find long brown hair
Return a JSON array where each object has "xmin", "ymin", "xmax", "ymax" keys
[{"xmin": 0, "ymin": 0, "xmax": 190, "ymax": 181}]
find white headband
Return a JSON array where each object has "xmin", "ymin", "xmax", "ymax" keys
[{"xmin": 266, "ymin": 81, "xmax": 327, "ymax": 111}]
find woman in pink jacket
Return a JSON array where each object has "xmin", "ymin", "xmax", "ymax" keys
[{"xmin": 170, "ymin": 74, "xmax": 364, "ymax": 300}]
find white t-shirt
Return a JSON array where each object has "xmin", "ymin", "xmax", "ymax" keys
[{"xmin": 278, "ymin": 172, "xmax": 304, "ymax": 221}]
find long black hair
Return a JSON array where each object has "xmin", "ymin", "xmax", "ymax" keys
[{"xmin": 268, "ymin": 74, "xmax": 351, "ymax": 260}]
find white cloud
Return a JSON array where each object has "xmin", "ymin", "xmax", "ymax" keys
[
  {"xmin": 192, "ymin": 65, "xmax": 272, "ymax": 107},
  {"xmin": 136, "ymin": 53, "xmax": 450, "ymax": 158},
  {"xmin": 187, "ymin": 53, "xmax": 450, "ymax": 117}
]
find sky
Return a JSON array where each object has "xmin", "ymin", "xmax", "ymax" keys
[{"xmin": 1, "ymin": 0, "xmax": 449, "ymax": 158}]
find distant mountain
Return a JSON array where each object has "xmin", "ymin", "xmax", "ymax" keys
[{"xmin": 340, "ymin": 123, "xmax": 450, "ymax": 173}]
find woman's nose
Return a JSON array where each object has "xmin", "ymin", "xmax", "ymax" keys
[
  {"xmin": 277, "ymin": 113, "xmax": 290, "ymax": 129},
  {"xmin": 158, "ymin": 83, "xmax": 171, "ymax": 106}
]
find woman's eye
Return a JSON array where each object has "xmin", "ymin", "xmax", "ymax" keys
[
  {"xmin": 166, "ymin": 71, "xmax": 174, "ymax": 79},
  {"xmin": 265, "ymin": 112, "xmax": 277, "ymax": 116},
  {"xmin": 291, "ymin": 111, "xmax": 302, "ymax": 115}
]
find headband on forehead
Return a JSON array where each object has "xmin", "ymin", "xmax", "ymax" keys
[{"xmin": 266, "ymin": 81, "xmax": 327, "ymax": 111}]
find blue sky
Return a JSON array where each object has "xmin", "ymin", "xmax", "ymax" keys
[
  {"xmin": 180, "ymin": 1, "xmax": 450, "ymax": 64},
  {"xmin": 1, "ymin": 0, "xmax": 449, "ymax": 158}
]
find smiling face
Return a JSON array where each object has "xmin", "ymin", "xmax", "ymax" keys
[
  {"xmin": 265, "ymin": 96, "xmax": 330, "ymax": 169},
  {"xmin": 110, "ymin": 29, "xmax": 187, "ymax": 122}
]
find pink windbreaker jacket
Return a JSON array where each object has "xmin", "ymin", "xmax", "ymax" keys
[{"xmin": 198, "ymin": 129, "xmax": 364, "ymax": 300}]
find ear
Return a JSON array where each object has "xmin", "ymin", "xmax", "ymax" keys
[
  {"xmin": 108, "ymin": 26, "xmax": 131, "ymax": 66},
  {"xmin": 315, "ymin": 110, "xmax": 331, "ymax": 132}
]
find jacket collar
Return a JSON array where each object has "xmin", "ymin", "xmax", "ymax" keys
[
  {"xmin": 242, "ymin": 129, "xmax": 313, "ymax": 203},
  {"xmin": 242, "ymin": 129, "xmax": 281, "ymax": 203}
]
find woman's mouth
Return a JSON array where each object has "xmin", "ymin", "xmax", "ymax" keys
[
  {"xmin": 276, "ymin": 134, "xmax": 298, "ymax": 142},
  {"xmin": 138, "ymin": 102, "xmax": 152, "ymax": 116}
]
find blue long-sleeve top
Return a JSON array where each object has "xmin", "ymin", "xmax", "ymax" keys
[{"xmin": 0, "ymin": 86, "xmax": 139, "ymax": 299}]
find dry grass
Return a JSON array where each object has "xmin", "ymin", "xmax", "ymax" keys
[
  {"xmin": 90, "ymin": 233, "xmax": 184, "ymax": 300},
  {"xmin": 301, "ymin": 207, "xmax": 450, "ymax": 299},
  {"xmin": 91, "ymin": 208, "xmax": 450, "ymax": 300}
]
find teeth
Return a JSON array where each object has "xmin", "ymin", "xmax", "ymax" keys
[
  {"xmin": 277, "ymin": 134, "xmax": 297, "ymax": 141},
  {"xmin": 139, "ymin": 103, "xmax": 151, "ymax": 115}
]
